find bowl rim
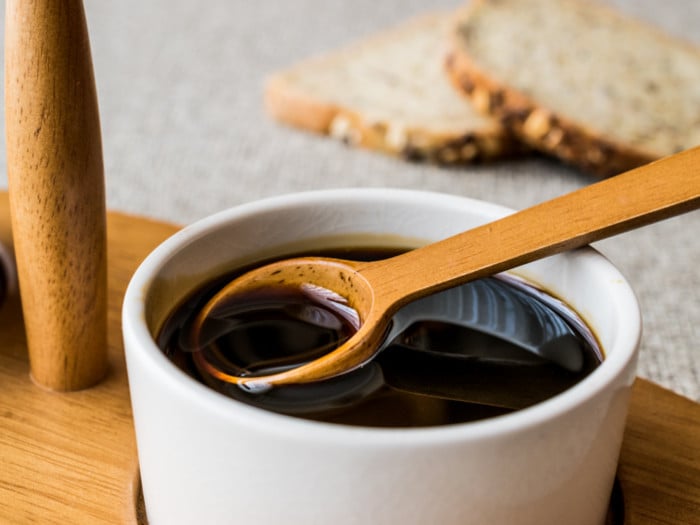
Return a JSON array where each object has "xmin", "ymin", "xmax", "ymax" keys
[{"xmin": 122, "ymin": 188, "xmax": 641, "ymax": 447}]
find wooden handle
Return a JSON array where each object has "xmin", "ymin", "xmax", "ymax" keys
[
  {"xmin": 366, "ymin": 146, "xmax": 700, "ymax": 306},
  {"xmin": 4, "ymin": 0, "xmax": 108, "ymax": 390}
]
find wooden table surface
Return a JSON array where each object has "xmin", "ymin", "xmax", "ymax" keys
[{"xmin": 0, "ymin": 191, "xmax": 698, "ymax": 524}]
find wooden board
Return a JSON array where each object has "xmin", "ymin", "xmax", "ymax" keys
[
  {"xmin": 0, "ymin": 191, "xmax": 698, "ymax": 523},
  {"xmin": 0, "ymin": 192, "xmax": 175, "ymax": 523}
]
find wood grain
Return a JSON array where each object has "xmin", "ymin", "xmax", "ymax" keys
[
  {"xmin": 0, "ymin": 192, "xmax": 176, "ymax": 523},
  {"xmin": 0, "ymin": 193, "xmax": 698, "ymax": 523},
  {"xmin": 4, "ymin": 0, "xmax": 108, "ymax": 390},
  {"xmin": 619, "ymin": 382, "xmax": 700, "ymax": 524}
]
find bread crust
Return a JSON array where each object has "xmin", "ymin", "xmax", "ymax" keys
[
  {"xmin": 264, "ymin": 13, "xmax": 521, "ymax": 165},
  {"xmin": 445, "ymin": 49, "xmax": 653, "ymax": 177},
  {"xmin": 264, "ymin": 74, "xmax": 340, "ymax": 134}
]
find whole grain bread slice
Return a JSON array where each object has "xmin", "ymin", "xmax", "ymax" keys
[
  {"xmin": 447, "ymin": 0, "xmax": 700, "ymax": 176},
  {"xmin": 265, "ymin": 12, "xmax": 519, "ymax": 164}
]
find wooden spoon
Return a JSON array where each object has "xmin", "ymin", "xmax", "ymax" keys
[{"xmin": 195, "ymin": 147, "xmax": 700, "ymax": 391}]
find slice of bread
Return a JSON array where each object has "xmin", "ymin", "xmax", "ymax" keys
[
  {"xmin": 265, "ymin": 12, "xmax": 519, "ymax": 164},
  {"xmin": 447, "ymin": 0, "xmax": 700, "ymax": 176}
]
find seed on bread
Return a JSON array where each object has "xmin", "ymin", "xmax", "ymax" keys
[
  {"xmin": 329, "ymin": 115, "xmax": 361, "ymax": 146},
  {"xmin": 385, "ymin": 124, "xmax": 408, "ymax": 151},
  {"xmin": 522, "ymin": 109, "xmax": 552, "ymax": 141}
]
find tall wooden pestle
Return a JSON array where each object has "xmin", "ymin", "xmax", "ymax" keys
[{"xmin": 4, "ymin": 0, "xmax": 108, "ymax": 390}]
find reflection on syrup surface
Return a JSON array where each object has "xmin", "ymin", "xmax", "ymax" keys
[{"xmin": 158, "ymin": 247, "xmax": 601, "ymax": 428}]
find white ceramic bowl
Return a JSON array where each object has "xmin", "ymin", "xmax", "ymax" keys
[{"xmin": 123, "ymin": 189, "xmax": 641, "ymax": 525}]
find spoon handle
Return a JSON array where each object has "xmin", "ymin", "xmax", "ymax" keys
[
  {"xmin": 5, "ymin": 0, "xmax": 108, "ymax": 390},
  {"xmin": 365, "ymin": 147, "xmax": 700, "ymax": 308}
]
